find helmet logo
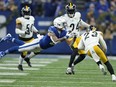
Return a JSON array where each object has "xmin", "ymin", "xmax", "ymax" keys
[
  {"xmin": 69, "ymin": 3, "xmax": 73, "ymax": 9},
  {"xmin": 25, "ymin": 6, "xmax": 28, "ymax": 11}
]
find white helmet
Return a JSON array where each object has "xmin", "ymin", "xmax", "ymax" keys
[{"xmin": 53, "ymin": 17, "xmax": 67, "ymax": 29}]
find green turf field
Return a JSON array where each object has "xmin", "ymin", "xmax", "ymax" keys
[{"xmin": 0, "ymin": 56, "xmax": 116, "ymax": 87}]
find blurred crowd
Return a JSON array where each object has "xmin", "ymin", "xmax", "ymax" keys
[{"xmin": 0, "ymin": 0, "xmax": 116, "ymax": 40}]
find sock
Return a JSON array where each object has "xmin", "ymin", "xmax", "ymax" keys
[
  {"xmin": 96, "ymin": 61, "xmax": 102, "ymax": 66},
  {"xmin": 19, "ymin": 56, "xmax": 24, "ymax": 65},
  {"xmin": 104, "ymin": 61, "xmax": 115, "ymax": 75},
  {"xmin": 74, "ymin": 54, "xmax": 86, "ymax": 65},
  {"xmin": 68, "ymin": 48, "xmax": 78, "ymax": 67}
]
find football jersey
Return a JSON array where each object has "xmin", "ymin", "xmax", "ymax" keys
[
  {"xmin": 60, "ymin": 12, "xmax": 90, "ymax": 37},
  {"xmin": 80, "ymin": 31, "xmax": 107, "ymax": 51},
  {"xmin": 39, "ymin": 26, "xmax": 67, "ymax": 49},
  {"xmin": 16, "ymin": 16, "xmax": 35, "ymax": 38}
]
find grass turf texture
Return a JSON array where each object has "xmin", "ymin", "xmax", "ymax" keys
[{"xmin": 0, "ymin": 57, "xmax": 116, "ymax": 87}]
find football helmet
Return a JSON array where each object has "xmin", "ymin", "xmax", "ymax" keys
[
  {"xmin": 21, "ymin": 6, "xmax": 31, "ymax": 18},
  {"xmin": 65, "ymin": 3, "xmax": 76, "ymax": 18},
  {"xmin": 53, "ymin": 17, "xmax": 67, "ymax": 29}
]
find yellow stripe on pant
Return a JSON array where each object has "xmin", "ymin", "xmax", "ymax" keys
[
  {"xmin": 72, "ymin": 36, "xmax": 86, "ymax": 54},
  {"xmin": 87, "ymin": 45, "xmax": 108, "ymax": 63}
]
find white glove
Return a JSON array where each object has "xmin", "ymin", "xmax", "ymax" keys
[{"xmin": 37, "ymin": 34, "xmax": 44, "ymax": 41}]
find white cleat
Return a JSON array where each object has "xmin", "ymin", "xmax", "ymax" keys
[
  {"xmin": 99, "ymin": 64, "xmax": 107, "ymax": 75},
  {"xmin": 66, "ymin": 67, "xmax": 72, "ymax": 75},
  {"xmin": 112, "ymin": 74, "xmax": 116, "ymax": 82},
  {"xmin": 66, "ymin": 67, "xmax": 74, "ymax": 75}
]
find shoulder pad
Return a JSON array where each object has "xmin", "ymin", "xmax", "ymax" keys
[
  {"xmin": 75, "ymin": 12, "xmax": 81, "ymax": 18},
  {"xmin": 30, "ymin": 16, "xmax": 35, "ymax": 21},
  {"xmin": 16, "ymin": 18, "xmax": 21, "ymax": 24}
]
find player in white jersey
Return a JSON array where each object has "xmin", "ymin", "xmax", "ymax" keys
[
  {"xmin": 76, "ymin": 31, "xmax": 116, "ymax": 81},
  {"xmin": 15, "ymin": 6, "xmax": 40, "ymax": 71},
  {"xmin": 60, "ymin": 3, "xmax": 105, "ymax": 74}
]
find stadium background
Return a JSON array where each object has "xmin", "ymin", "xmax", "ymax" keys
[{"xmin": 0, "ymin": 0, "xmax": 116, "ymax": 55}]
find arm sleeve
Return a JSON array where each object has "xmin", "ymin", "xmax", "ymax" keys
[
  {"xmin": 15, "ymin": 28, "xmax": 25, "ymax": 35},
  {"xmin": 80, "ymin": 19, "xmax": 90, "ymax": 28},
  {"xmin": 48, "ymin": 27, "xmax": 58, "ymax": 44},
  {"xmin": 32, "ymin": 26, "xmax": 39, "ymax": 33},
  {"xmin": 15, "ymin": 18, "xmax": 25, "ymax": 35},
  {"xmin": 99, "ymin": 34, "xmax": 107, "ymax": 50}
]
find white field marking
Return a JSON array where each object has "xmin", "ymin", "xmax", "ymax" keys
[
  {"xmin": 19, "ymin": 81, "xmax": 115, "ymax": 84},
  {"xmin": 41, "ymin": 86, "xmax": 84, "ymax": 87},
  {"xmin": 31, "ymin": 59, "xmax": 58, "ymax": 62},
  {"xmin": 4, "ymin": 61, "xmax": 52, "ymax": 64},
  {"xmin": 0, "ymin": 86, "xmax": 84, "ymax": 87},
  {"xmin": 24, "ymin": 76, "xmax": 110, "ymax": 80},
  {"xmin": 0, "ymin": 72, "xmax": 28, "ymax": 75},
  {"xmin": 11, "ymin": 58, "xmax": 58, "ymax": 62},
  {"xmin": 0, "ymin": 85, "xmax": 34, "ymax": 87},
  {"xmin": 0, "ymin": 64, "xmax": 46, "ymax": 67},
  {"xmin": 0, "ymin": 67, "xmax": 39, "ymax": 70},
  {"xmin": 0, "ymin": 79, "xmax": 15, "ymax": 83}
]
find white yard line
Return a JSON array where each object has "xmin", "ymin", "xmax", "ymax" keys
[
  {"xmin": 4, "ymin": 61, "xmax": 52, "ymax": 64},
  {"xmin": 0, "ymin": 79, "xmax": 15, "ymax": 83},
  {"xmin": 0, "ymin": 67, "xmax": 39, "ymax": 70},
  {"xmin": 18, "ymin": 80, "xmax": 115, "ymax": 84},
  {"xmin": 0, "ymin": 72, "xmax": 28, "ymax": 75},
  {"xmin": 0, "ymin": 64, "xmax": 46, "ymax": 67}
]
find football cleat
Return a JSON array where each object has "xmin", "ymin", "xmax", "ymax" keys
[
  {"xmin": 66, "ymin": 67, "xmax": 75, "ymax": 75},
  {"xmin": 0, "ymin": 33, "xmax": 12, "ymax": 43},
  {"xmin": 24, "ymin": 58, "xmax": 32, "ymax": 67},
  {"xmin": 18, "ymin": 65, "xmax": 23, "ymax": 71},
  {"xmin": 112, "ymin": 74, "xmax": 116, "ymax": 82},
  {"xmin": 99, "ymin": 64, "xmax": 107, "ymax": 75},
  {"xmin": 0, "ymin": 51, "xmax": 6, "ymax": 58}
]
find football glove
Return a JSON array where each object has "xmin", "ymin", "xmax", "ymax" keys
[
  {"xmin": 89, "ymin": 25, "xmax": 96, "ymax": 31},
  {"xmin": 37, "ymin": 34, "xmax": 44, "ymax": 41}
]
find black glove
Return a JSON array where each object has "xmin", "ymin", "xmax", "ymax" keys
[{"xmin": 89, "ymin": 25, "xmax": 96, "ymax": 31}]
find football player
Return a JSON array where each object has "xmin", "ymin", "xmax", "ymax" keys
[
  {"xmin": 0, "ymin": 17, "xmax": 72, "ymax": 60},
  {"xmin": 77, "ymin": 30, "xmax": 116, "ymax": 81},
  {"xmin": 15, "ymin": 6, "xmax": 40, "ymax": 71},
  {"xmin": 60, "ymin": 3, "xmax": 105, "ymax": 74}
]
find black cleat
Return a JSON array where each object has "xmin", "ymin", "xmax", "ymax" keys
[
  {"xmin": 24, "ymin": 58, "xmax": 32, "ymax": 67},
  {"xmin": 18, "ymin": 65, "xmax": 23, "ymax": 71}
]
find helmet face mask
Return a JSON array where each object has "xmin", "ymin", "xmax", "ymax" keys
[
  {"xmin": 21, "ymin": 6, "xmax": 31, "ymax": 18},
  {"xmin": 65, "ymin": 3, "xmax": 76, "ymax": 18}
]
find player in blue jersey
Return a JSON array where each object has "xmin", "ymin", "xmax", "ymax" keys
[{"xmin": 0, "ymin": 17, "xmax": 72, "ymax": 58}]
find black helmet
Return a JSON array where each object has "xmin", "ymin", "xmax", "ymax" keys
[
  {"xmin": 65, "ymin": 3, "xmax": 76, "ymax": 17},
  {"xmin": 21, "ymin": 6, "xmax": 31, "ymax": 17}
]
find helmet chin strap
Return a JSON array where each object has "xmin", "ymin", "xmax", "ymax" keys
[
  {"xmin": 68, "ymin": 14, "xmax": 75, "ymax": 18},
  {"xmin": 24, "ymin": 15, "xmax": 30, "ymax": 19}
]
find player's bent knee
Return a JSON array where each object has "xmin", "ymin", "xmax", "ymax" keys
[{"xmin": 21, "ymin": 51, "xmax": 27, "ymax": 58}]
